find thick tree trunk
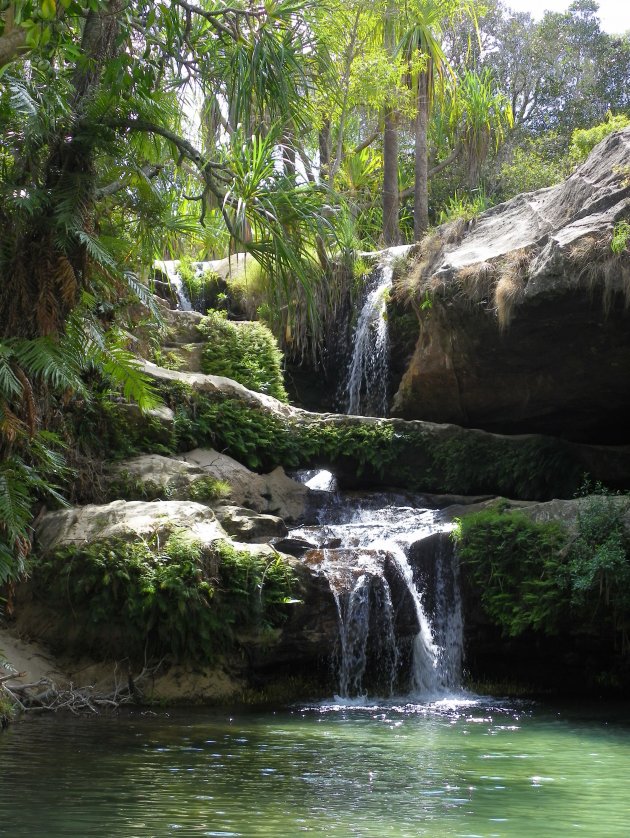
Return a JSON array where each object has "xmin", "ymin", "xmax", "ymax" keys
[
  {"xmin": 383, "ymin": 109, "xmax": 400, "ymax": 246},
  {"xmin": 414, "ymin": 74, "xmax": 430, "ymax": 240}
]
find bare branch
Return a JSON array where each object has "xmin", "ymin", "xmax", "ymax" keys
[
  {"xmin": 95, "ymin": 164, "xmax": 164, "ymax": 198},
  {"xmin": 352, "ymin": 130, "xmax": 380, "ymax": 156}
]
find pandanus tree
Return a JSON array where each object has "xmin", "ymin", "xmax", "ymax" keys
[
  {"xmin": 454, "ymin": 69, "xmax": 514, "ymax": 189},
  {"xmin": 0, "ymin": 0, "xmax": 331, "ymax": 578},
  {"xmin": 398, "ymin": 1, "xmax": 456, "ymax": 240}
]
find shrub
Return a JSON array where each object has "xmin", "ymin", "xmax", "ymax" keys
[
  {"xmin": 569, "ymin": 113, "xmax": 630, "ymax": 166},
  {"xmin": 454, "ymin": 504, "xmax": 567, "ymax": 636},
  {"xmin": 32, "ymin": 530, "xmax": 296, "ymax": 662},
  {"xmin": 198, "ymin": 310, "xmax": 288, "ymax": 401}
]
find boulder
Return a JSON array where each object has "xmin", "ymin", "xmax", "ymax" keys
[
  {"xmin": 18, "ymin": 499, "xmax": 339, "ymax": 698},
  {"xmin": 183, "ymin": 448, "xmax": 310, "ymax": 522},
  {"xmin": 215, "ymin": 505, "xmax": 288, "ymax": 542},
  {"xmin": 34, "ymin": 499, "xmax": 227, "ymax": 553},
  {"xmin": 105, "ymin": 453, "xmax": 208, "ymax": 500},
  {"xmin": 391, "ymin": 128, "xmax": 630, "ymax": 444}
]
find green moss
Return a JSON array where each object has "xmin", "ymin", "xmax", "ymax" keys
[
  {"xmin": 32, "ymin": 530, "xmax": 296, "ymax": 663},
  {"xmin": 198, "ymin": 310, "xmax": 288, "ymax": 401}
]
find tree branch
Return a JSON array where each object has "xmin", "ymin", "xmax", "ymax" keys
[
  {"xmin": 352, "ymin": 130, "xmax": 380, "ymax": 156},
  {"xmin": 170, "ymin": 0, "xmax": 266, "ymax": 40},
  {"xmin": 95, "ymin": 164, "xmax": 164, "ymax": 198}
]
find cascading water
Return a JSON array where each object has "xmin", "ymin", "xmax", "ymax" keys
[
  {"xmin": 345, "ymin": 244, "xmax": 413, "ymax": 416},
  {"xmin": 291, "ymin": 488, "xmax": 462, "ymax": 699},
  {"xmin": 154, "ymin": 260, "xmax": 193, "ymax": 311}
]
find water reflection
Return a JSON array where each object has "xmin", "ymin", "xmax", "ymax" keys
[{"xmin": 1, "ymin": 700, "xmax": 629, "ymax": 837}]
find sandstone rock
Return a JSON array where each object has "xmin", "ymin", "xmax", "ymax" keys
[
  {"xmin": 162, "ymin": 308, "xmax": 205, "ymax": 344},
  {"xmin": 183, "ymin": 448, "xmax": 309, "ymax": 522},
  {"xmin": 215, "ymin": 505, "xmax": 288, "ymax": 542},
  {"xmin": 391, "ymin": 128, "xmax": 630, "ymax": 443},
  {"xmin": 35, "ymin": 499, "xmax": 227, "ymax": 553},
  {"xmin": 105, "ymin": 453, "xmax": 207, "ymax": 499}
]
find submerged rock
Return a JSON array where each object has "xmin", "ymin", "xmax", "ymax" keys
[{"xmin": 391, "ymin": 128, "xmax": 630, "ymax": 443}]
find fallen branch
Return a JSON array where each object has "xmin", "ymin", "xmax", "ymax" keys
[{"xmin": 0, "ymin": 657, "xmax": 164, "ymax": 715}]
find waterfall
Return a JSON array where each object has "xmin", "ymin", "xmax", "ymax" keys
[
  {"xmin": 154, "ymin": 260, "xmax": 193, "ymax": 311},
  {"xmin": 291, "ymin": 489, "xmax": 462, "ymax": 699},
  {"xmin": 345, "ymin": 245, "xmax": 413, "ymax": 417}
]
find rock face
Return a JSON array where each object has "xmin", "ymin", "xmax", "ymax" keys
[
  {"xmin": 391, "ymin": 128, "xmax": 630, "ymax": 443},
  {"xmin": 141, "ymin": 359, "xmax": 630, "ymax": 498},
  {"xmin": 16, "ymin": 499, "xmax": 339, "ymax": 701}
]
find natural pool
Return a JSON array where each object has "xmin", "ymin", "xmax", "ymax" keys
[{"xmin": 1, "ymin": 697, "xmax": 630, "ymax": 837}]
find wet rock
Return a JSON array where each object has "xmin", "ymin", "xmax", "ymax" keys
[{"xmin": 273, "ymin": 537, "xmax": 317, "ymax": 557}]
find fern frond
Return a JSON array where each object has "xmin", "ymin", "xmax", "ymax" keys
[
  {"xmin": 98, "ymin": 342, "xmax": 160, "ymax": 411},
  {"xmin": 10, "ymin": 337, "xmax": 85, "ymax": 393},
  {"xmin": 123, "ymin": 271, "xmax": 163, "ymax": 320},
  {"xmin": 0, "ymin": 345, "xmax": 22, "ymax": 400},
  {"xmin": 76, "ymin": 230, "xmax": 117, "ymax": 270},
  {"xmin": 0, "ymin": 460, "xmax": 33, "ymax": 545}
]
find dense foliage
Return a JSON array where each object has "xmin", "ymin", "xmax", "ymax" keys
[
  {"xmin": 455, "ymin": 494, "xmax": 630, "ymax": 663},
  {"xmin": 198, "ymin": 311, "xmax": 288, "ymax": 401},
  {"xmin": 33, "ymin": 530, "xmax": 296, "ymax": 661}
]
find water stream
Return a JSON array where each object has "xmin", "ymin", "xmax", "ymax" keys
[{"xmin": 345, "ymin": 244, "xmax": 413, "ymax": 416}]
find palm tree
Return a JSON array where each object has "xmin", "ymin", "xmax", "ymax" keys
[{"xmin": 383, "ymin": 0, "xmax": 402, "ymax": 246}]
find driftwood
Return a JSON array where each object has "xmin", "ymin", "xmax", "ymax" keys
[{"xmin": 0, "ymin": 659, "xmax": 164, "ymax": 715}]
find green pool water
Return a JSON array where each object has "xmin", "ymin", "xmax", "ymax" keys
[{"xmin": 1, "ymin": 696, "xmax": 629, "ymax": 837}]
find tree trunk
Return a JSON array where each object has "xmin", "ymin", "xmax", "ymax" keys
[
  {"xmin": 383, "ymin": 109, "xmax": 400, "ymax": 246},
  {"xmin": 414, "ymin": 73, "xmax": 430, "ymax": 240},
  {"xmin": 1, "ymin": 1, "xmax": 124, "ymax": 339},
  {"xmin": 283, "ymin": 124, "xmax": 296, "ymax": 178},
  {"xmin": 319, "ymin": 120, "xmax": 331, "ymax": 183}
]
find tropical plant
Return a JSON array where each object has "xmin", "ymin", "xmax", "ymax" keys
[
  {"xmin": 0, "ymin": 0, "xmax": 336, "ymax": 584},
  {"xmin": 198, "ymin": 310, "xmax": 288, "ymax": 401}
]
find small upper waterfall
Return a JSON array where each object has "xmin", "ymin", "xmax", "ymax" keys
[
  {"xmin": 290, "ymin": 487, "xmax": 462, "ymax": 699},
  {"xmin": 345, "ymin": 245, "xmax": 413, "ymax": 417},
  {"xmin": 154, "ymin": 260, "xmax": 193, "ymax": 311}
]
